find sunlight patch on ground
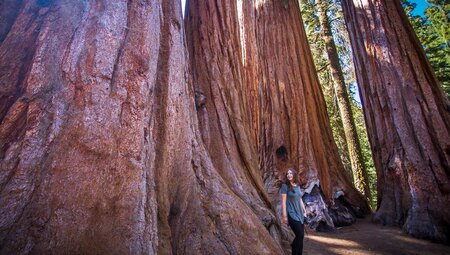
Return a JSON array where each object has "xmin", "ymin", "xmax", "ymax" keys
[
  {"xmin": 307, "ymin": 235, "xmax": 361, "ymax": 248},
  {"xmin": 392, "ymin": 234, "xmax": 429, "ymax": 245}
]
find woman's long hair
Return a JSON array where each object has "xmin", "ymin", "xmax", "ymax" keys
[{"xmin": 284, "ymin": 168, "xmax": 298, "ymax": 192}]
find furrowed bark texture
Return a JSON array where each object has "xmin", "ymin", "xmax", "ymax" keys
[
  {"xmin": 186, "ymin": 0, "xmax": 369, "ymax": 247},
  {"xmin": 316, "ymin": 0, "xmax": 372, "ymax": 202},
  {"xmin": 342, "ymin": 0, "xmax": 450, "ymax": 243},
  {"xmin": 0, "ymin": 0, "xmax": 23, "ymax": 44},
  {"xmin": 0, "ymin": 1, "xmax": 161, "ymax": 253},
  {"xmin": 242, "ymin": 0, "xmax": 370, "ymax": 226},
  {"xmin": 0, "ymin": 1, "xmax": 285, "ymax": 254},
  {"xmin": 185, "ymin": 0, "xmax": 285, "ymax": 253}
]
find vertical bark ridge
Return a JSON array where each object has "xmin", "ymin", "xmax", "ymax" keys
[
  {"xmin": 151, "ymin": 1, "xmax": 175, "ymax": 253},
  {"xmin": 188, "ymin": 1, "xmax": 273, "ymax": 222},
  {"xmin": 0, "ymin": 1, "xmax": 48, "ymax": 125},
  {"xmin": 0, "ymin": 0, "xmax": 24, "ymax": 44},
  {"xmin": 249, "ymin": 0, "xmax": 367, "ymax": 212},
  {"xmin": 185, "ymin": 1, "xmax": 284, "ymax": 251},
  {"xmin": 342, "ymin": 0, "xmax": 450, "ymax": 243}
]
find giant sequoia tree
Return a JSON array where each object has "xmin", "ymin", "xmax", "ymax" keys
[
  {"xmin": 342, "ymin": 0, "xmax": 450, "ymax": 243},
  {"xmin": 186, "ymin": 0, "xmax": 369, "ymax": 230},
  {"xmin": 241, "ymin": 0, "xmax": 370, "ymax": 225},
  {"xmin": 0, "ymin": 1, "xmax": 283, "ymax": 254},
  {"xmin": 183, "ymin": 0, "xmax": 352, "ymax": 250},
  {"xmin": 0, "ymin": 0, "xmax": 369, "ymax": 254},
  {"xmin": 185, "ymin": 0, "xmax": 285, "ymax": 249}
]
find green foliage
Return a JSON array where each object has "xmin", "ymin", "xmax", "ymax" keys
[
  {"xmin": 403, "ymin": 0, "xmax": 450, "ymax": 98},
  {"xmin": 299, "ymin": 0, "xmax": 377, "ymax": 208},
  {"xmin": 351, "ymin": 102, "xmax": 377, "ymax": 209},
  {"xmin": 300, "ymin": 0, "xmax": 349, "ymax": 171}
]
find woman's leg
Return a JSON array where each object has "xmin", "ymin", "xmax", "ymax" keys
[{"xmin": 288, "ymin": 215, "xmax": 304, "ymax": 255}]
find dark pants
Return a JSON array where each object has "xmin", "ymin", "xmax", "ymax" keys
[{"xmin": 288, "ymin": 215, "xmax": 304, "ymax": 255}]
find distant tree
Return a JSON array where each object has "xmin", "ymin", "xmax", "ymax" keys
[
  {"xmin": 342, "ymin": 0, "xmax": 450, "ymax": 243},
  {"xmin": 316, "ymin": 0, "xmax": 372, "ymax": 202},
  {"xmin": 300, "ymin": 0, "xmax": 353, "ymax": 179},
  {"xmin": 300, "ymin": 0, "xmax": 377, "ymax": 205}
]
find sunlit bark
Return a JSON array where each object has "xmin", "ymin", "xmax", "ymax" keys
[{"xmin": 342, "ymin": 0, "xmax": 450, "ymax": 243}]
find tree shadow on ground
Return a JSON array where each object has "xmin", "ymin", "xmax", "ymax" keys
[{"xmin": 303, "ymin": 217, "xmax": 450, "ymax": 255}]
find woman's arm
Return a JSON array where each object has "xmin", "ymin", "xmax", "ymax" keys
[{"xmin": 282, "ymin": 193, "xmax": 288, "ymax": 224}]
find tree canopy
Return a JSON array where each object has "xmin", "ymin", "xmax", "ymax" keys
[{"xmin": 403, "ymin": 0, "xmax": 450, "ymax": 97}]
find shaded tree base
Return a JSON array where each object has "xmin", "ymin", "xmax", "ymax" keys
[
  {"xmin": 374, "ymin": 209, "xmax": 450, "ymax": 245},
  {"xmin": 303, "ymin": 181, "xmax": 368, "ymax": 230}
]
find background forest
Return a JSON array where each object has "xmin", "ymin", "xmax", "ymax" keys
[
  {"xmin": 298, "ymin": 0, "xmax": 449, "ymax": 208},
  {"xmin": 0, "ymin": 0, "xmax": 448, "ymax": 254}
]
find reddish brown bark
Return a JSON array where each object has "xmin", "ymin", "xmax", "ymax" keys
[
  {"xmin": 342, "ymin": 0, "xmax": 450, "ymax": 243},
  {"xmin": 0, "ymin": 1, "xmax": 283, "ymax": 254},
  {"xmin": 185, "ymin": 0, "xmax": 285, "ymax": 252},
  {"xmin": 240, "ymin": 0, "xmax": 370, "ymax": 226},
  {"xmin": 0, "ymin": 0, "xmax": 23, "ymax": 44},
  {"xmin": 185, "ymin": 0, "xmax": 370, "ymax": 234}
]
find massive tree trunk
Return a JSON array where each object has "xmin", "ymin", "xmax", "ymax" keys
[
  {"xmin": 342, "ymin": 0, "xmax": 450, "ymax": 243},
  {"xmin": 316, "ymin": 0, "xmax": 372, "ymax": 202},
  {"xmin": 241, "ymin": 0, "xmax": 370, "ymax": 227},
  {"xmin": 185, "ymin": 0, "xmax": 285, "ymax": 251},
  {"xmin": 185, "ymin": 0, "xmax": 370, "ymax": 232},
  {"xmin": 0, "ymin": 1, "xmax": 283, "ymax": 254}
]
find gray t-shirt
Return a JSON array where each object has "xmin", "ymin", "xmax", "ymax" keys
[{"xmin": 280, "ymin": 183, "xmax": 304, "ymax": 223}]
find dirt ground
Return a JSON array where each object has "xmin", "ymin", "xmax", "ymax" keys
[{"xmin": 303, "ymin": 217, "xmax": 450, "ymax": 255}]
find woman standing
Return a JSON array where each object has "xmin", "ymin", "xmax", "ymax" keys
[{"xmin": 281, "ymin": 168, "xmax": 307, "ymax": 255}]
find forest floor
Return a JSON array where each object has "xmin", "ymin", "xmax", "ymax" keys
[{"xmin": 303, "ymin": 216, "xmax": 450, "ymax": 255}]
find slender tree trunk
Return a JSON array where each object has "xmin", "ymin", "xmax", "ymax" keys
[
  {"xmin": 0, "ymin": 1, "xmax": 284, "ymax": 254},
  {"xmin": 316, "ymin": 0, "xmax": 372, "ymax": 202},
  {"xmin": 342, "ymin": 0, "xmax": 450, "ymax": 243},
  {"xmin": 299, "ymin": 0, "xmax": 355, "ymax": 182},
  {"xmin": 241, "ymin": 0, "xmax": 370, "ymax": 227}
]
